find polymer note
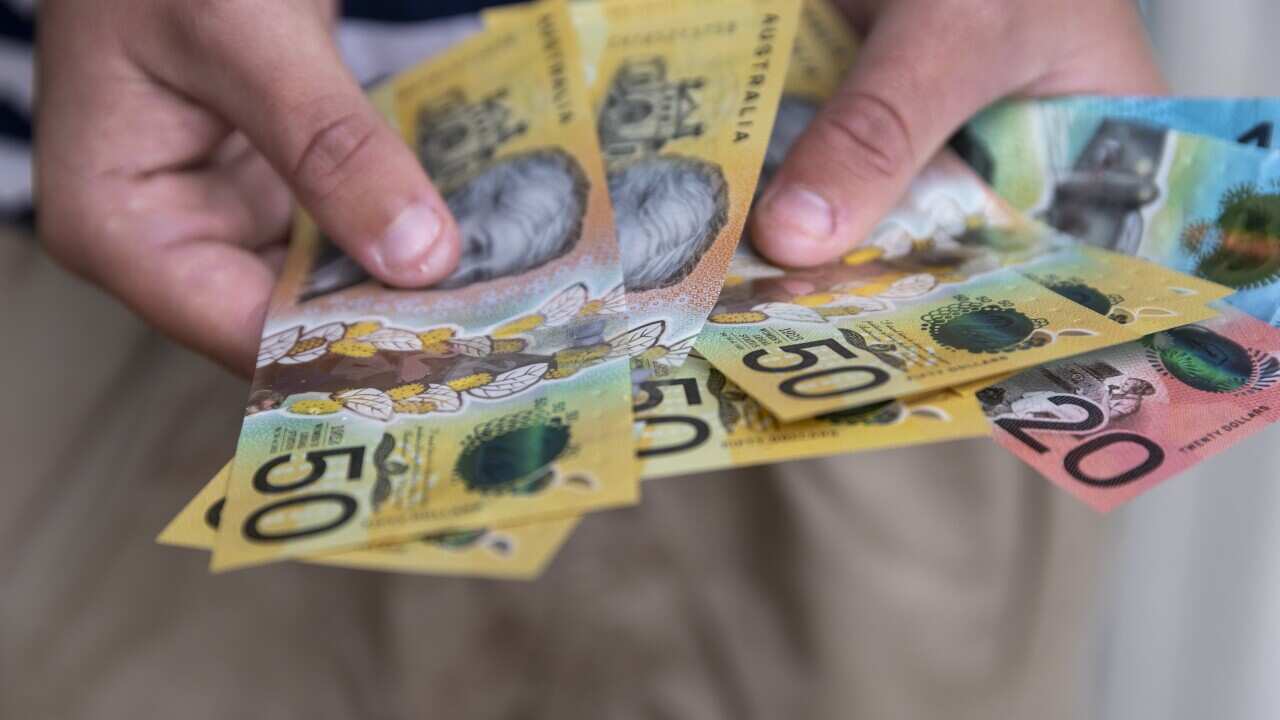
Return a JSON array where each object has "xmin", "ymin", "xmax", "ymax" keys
[
  {"xmin": 492, "ymin": 0, "xmax": 809, "ymax": 376},
  {"xmin": 978, "ymin": 306, "xmax": 1280, "ymax": 511},
  {"xmin": 634, "ymin": 354, "xmax": 988, "ymax": 477},
  {"xmin": 962, "ymin": 102, "xmax": 1280, "ymax": 324},
  {"xmin": 161, "ymin": 466, "xmax": 576, "ymax": 579},
  {"xmin": 696, "ymin": 156, "xmax": 1135, "ymax": 421},
  {"xmin": 962, "ymin": 96, "xmax": 1280, "ymax": 210},
  {"xmin": 214, "ymin": 7, "xmax": 639, "ymax": 571},
  {"xmin": 587, "ymin": 0, "xmax": 800, "ymax": 374},
  {"xmin": 1015, "ymin": 245, "xmax": 1230, "ymax": 335}
]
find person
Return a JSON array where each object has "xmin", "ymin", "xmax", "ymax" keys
[
  {"xmin": 34, "ymin": 0, "xmax": 1164, "ymax": 375},
  {"xmin": 8, "ymin": 1, "xmax": 1165, "ymax": 717}
]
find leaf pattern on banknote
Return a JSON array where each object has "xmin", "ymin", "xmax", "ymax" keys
[
  {"xmin": 539, "ymin": 283, "xmax": 590, "ymax": 326},
  {"xmin": 450, "ymin": 336, "xmax": 494, "ymax": 357},
  {"xmin": 278, "ymin": 323, "xmax": 346, "ymax": 365},
  {"xmin": 468, "ymin": 364, "xmax": 550, "ymax": 399},
  {"xmin": 607, "ymin": 320, "xmax": 665, "ymax": 359},
  {"xmin": 334, "ymin": 388, "xmax": 395, "ymax": 422},
  {"xmin": 365, "ymin": 328, "xmax": 425, "ymax": 352},
  {"xmin": 754, "ymin": 303, "xmax": 825, "ymax": 324},
  {"xmin": 879, "ymin": 273, "xmax": 939, "ymax": 299},
  {"xmin": 411, "ymin": 384, "xmax": 463, "ymax": 413},
  {"xmin": 583, "ymin": 284, "xmax": 627, "ymax": 317},
  {"xmin": 644, "ymin": 335, "xmax": 697, "ymax": 370},
  {"xmin": 822, "ymin": 296, "xmax": 893, "ymax": 313},
  {"xmin": 258, "ymin": 326, "xmax": 301, "ymax": 368}
]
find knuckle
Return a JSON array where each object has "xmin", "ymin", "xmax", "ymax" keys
[
  {"xmin": 178, "ymin": 0, "xmax": 259, "ymax": 34},
  {"xmin": 290, "ymin": 107, "xmax": 381, "ymax": 201},
  {"xmin": 168, "ymin": 0, "xmax": 255, "ymax": 50},
  {"xmin": 813, "ymin": 91, "xmax": 915, "ymax": 182}
]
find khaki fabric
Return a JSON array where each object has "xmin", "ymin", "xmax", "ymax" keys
[{"xmin": 0, "ymin": 228, "xmax": 1109, "ymax": 718}]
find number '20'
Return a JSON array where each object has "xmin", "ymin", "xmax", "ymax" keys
[{"xmin": 995, "ymin": 394, "xmax": 1165, "ymax": 487}]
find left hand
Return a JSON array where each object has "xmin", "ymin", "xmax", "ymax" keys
[{"xmin": 751, "ymin": 0, "xmax": 1167, "ymax": 266}]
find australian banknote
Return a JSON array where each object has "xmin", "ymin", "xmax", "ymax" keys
[
  {"xmin": 1014, "ymin": 245, "xmax": 1230, "ymax": 335},
  {"xmin": 214, "ymin": 6, "xmax": 643, "ymax": 571},
  {"xmin": 162, "ymin": 466, "xmax": 577, "ymax": 579},
  {"xmin": 594, "ymin": 0, "xmax": 801, "ymax": 374},
  {"xmin": 487, "ymin": 0, "xmax": 802, "ymax": 377},
  {"xmin": 634, "ymin": 353, "xmax": 988, "ymax": 477},
  {"xmin": 978, "ymin": 305, "xmax": 1280, "ymax": 511},
  {"xmin": 962, "ymin": 101, "xmax": 1280, "ymax": 325},
  {"xmin": 695, "ymin": 155, "xmax": 1146, "ymax": 422},
  {"xmin": 960, "ymin": 96, "xmax": 1280, "ymax": 206}
]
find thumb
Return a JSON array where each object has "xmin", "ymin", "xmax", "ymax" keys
[
  {"xmin": 166, "ymin": 4, "xmax": 459, "ymax": 287},
  {"xmin": 751, "ymin": 1, "xmax": 1020, "ymax": 267}
]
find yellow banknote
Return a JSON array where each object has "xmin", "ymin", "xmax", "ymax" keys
[
  {"xmin": 215, "ymin": 7, "xmax": 640, "ymax": 571},
  {"xmin": 753, "ymin": 0, "xmax": 858, "ymax": 205},
  {"xmin": 587, "ymin": 0, "xmax": 800, "ymax": 374},
  {"xmin": 489, "ymin": 0, "xmax": 802, "ymax": 375},
  {"xmin": 1016, "ymin": 245, "xmax": 1230, "ymax": 334},
  {"xmin": 161, "ymin": 466, "xmax": 576, "ymax": 580},
  {"xmin": 634, "ymin": 354, "xmax": 988, "ymax": 477},
  {"xmin": 485, "ymin": 1, "xmax": 608, "ymax": 88},
  {"xmin": 698, "ymin": 254, "xmax": 1135, "ymax": 421}
]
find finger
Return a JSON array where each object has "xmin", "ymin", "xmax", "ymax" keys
[
  {"xmin": 45, "ymin": 166, "xmax": 289, "ymax": 375},
  {"xmin": 154, "ymin": 2, "xmax": 460, "ymax": 287},
  {"xmin": 207, "ymin": 135, "xmax": 294, "ymax": 251},
  {"xmin": 35, "ymin": 9, "xmax": 284, "ymax": 375},
  {"xmin": 119, "ymin": 241, "xmax": 276, "ymax": 377},
  {"xmin": 1025, "ymin": 0, "xmax": 1167, "ymax": 96},
  {"xmin": 751, "ymin": 0, "xmax": 1040, "ymax": 267}
]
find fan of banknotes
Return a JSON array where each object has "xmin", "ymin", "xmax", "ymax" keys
[{"xmin": 157, "ymin": 0, "xmax": 1280, "ymax": 579}]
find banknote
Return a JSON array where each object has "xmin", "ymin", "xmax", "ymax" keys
[
  {"xmin": 586, "ymin": 0, "xmax": 800, "ymax": 374},
  {"xmin": 695, "ymin": 156, "xmax": 1137, "ymax": 421},
  {"xmin": 634, "ymin": 354, "xmax": 989, "ymax": 477},
  {"xmin": 756, "ymin": 0, "xmax": 858, "ymax": 190},
  {"xmin": 486, "ymin": 0, "xmax": 802, "ymax": 376},
  {"xmin": 483, "ymin": 0, "xmax": 608, "ymax": 87},
  {"xmin": 214, "ymin": 7, "xmax": 642, "ymax": 571},
  {"xmin": 977, "ymin": 305, "xmax": 1280, "ymax": 511},
  {"xmin": 960, "ymin": 103, "xmax": 1280, "ymax": 324},
  {"xmin": 1014, "ymin": 245, "xmax": 1230, "ymax": 335},
  {"xmin": 960, "ymin": 96, "xmax": 1280, "ymax": 205},
  {"xmin": 161, "ymin": 466, "xmax": 577, "ymax": 579}
]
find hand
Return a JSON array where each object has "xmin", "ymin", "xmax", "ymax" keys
[
  {"xmin": 751, "ymin": 0, "xmax": 1167, "ymax": 266},
  {"xmin": 36, "ymin": 0, "xmax": 461, "ymax": 375}
]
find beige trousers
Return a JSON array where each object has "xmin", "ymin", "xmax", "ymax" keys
[{"xmin": 0, "ymin": 228, "xmax": 1108, "ymax": 718}]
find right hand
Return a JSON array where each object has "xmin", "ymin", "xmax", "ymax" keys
[{"xmin": 36, "ymin": 0, "xmax": 461, "ymax": 376}]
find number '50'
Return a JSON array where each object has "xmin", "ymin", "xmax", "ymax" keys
[
  {"xmin": 240, "ymin": 446, "xmax": 366, "ymax": 543},
  {"xmin": 742, "ymin": 339, "xmax": 891, "ymax": 400},
  {"xmin": 633, "ymin": 378, "xmax": 710, "ymax": 458}
]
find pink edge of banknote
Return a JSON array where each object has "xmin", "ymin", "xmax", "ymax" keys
[{"xmin": 980, "ymin": 305, "xmax": 1280, "ymax": 511}]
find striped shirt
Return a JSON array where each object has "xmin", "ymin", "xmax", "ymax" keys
[{"xmin": 0, "ymin": 0, "xmax": 516, "ymax": 220}]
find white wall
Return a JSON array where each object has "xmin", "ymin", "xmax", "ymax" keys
[{"xmin": 1094, "ymin": 3, "xmax": 1280, "ymax": 717}]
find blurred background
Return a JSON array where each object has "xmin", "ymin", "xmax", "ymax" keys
[
  {"xmin": 1095, "ymin": 3, "xmax": 1280, "ymax": 719},
  {"xmin": 3, "ymin": 1, "xmax": 1280, "ymax": 717}
]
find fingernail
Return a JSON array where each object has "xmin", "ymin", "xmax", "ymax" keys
[
  {"xmin": 762, "ymin": 185, "xmax": 837, "ymax": 240},
  {"xmin": 421, "ymin": 228, "xmax": 457, "ymax": 278},
  {"xmin": 379, "ymin": 203, "xmax": 442, "ymax": 274}
]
